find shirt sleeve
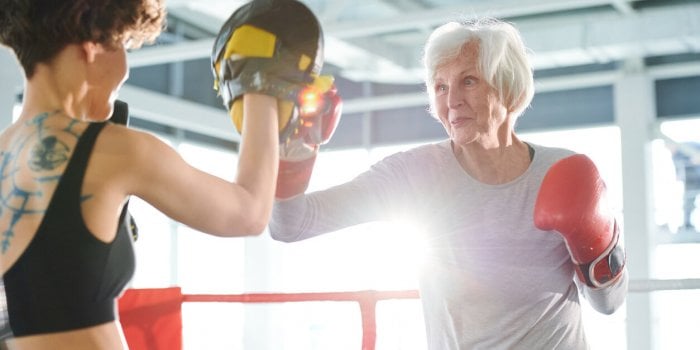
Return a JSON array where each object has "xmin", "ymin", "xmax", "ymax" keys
[
  {"xmin": 268, "ymin": 151, "xmax": 414, "ymax": 242},
  {"xmin": 580, "ymin": 269, "xmax": 629, "ymax": 315}
]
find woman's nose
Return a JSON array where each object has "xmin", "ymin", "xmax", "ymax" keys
[{"xmin": 447, "ymin": 87, "xmax": 464, "ymax": 109}]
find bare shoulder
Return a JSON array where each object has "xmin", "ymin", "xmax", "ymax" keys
[
  {"xmin": 97, "ymin": 123, "xmax": 180, "ymax": 162},
  {"xmin": 93, "ymin": 123, "xmax": 190, "ymax": 185},
  {"xmin": 99, "ymin": 123, "xmax": 166, "ymax": 148}
]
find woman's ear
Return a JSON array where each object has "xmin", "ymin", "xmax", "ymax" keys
[{"xmin": 81, "ymin": 41, "xmax": 103, "ymax": 63}]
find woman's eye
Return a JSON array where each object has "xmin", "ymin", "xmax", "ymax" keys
[
  {"xmin": 435, "ymin": 84, "xmax": 447, "ymax": 93},
  {"xmin": 464, "ymin": 77, "xmax": 476, "ymax": 86}
]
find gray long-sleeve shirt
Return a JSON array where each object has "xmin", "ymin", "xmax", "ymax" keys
[{"xmin": 269, "ymin": 140, "xmax": 628, "ymax": 350}]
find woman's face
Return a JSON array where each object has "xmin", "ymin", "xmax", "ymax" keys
[{"xmin": 431, "ymin": 41, "xmax": 509, "ymax": 147}]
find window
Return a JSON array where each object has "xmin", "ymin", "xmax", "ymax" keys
[{"xmin": 650, "ymin": 118, "xmax": 700, "ymax": 350}]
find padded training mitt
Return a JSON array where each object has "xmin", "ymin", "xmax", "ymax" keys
[
  {"xmin": 111, "ymin": 99, "xmax": 130, "ymax": 126},
  {"xmin": 211, "ymin": 0, "xmax": 331, "ymax": 142}
]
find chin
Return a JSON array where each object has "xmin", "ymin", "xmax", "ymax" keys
[
  {"xmin": 450, "ymin": 130, "xmax": 476, "ymax": 146},
  {"xmin": 88, "ymin": 104, "xmax": 113, "ymax": 122}
]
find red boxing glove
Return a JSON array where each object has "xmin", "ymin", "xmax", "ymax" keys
[
  {"xmin": 276, "ymin": 141, "xmax": 318, "ymax": 200},
  {"xmin": 534, "ymin": 154, "xmax": 625, "ymax": 288},
  {"xmin": 275, "ymin": 85, "xmax": 343, "ymax": 200},
  {"xmin": 294, "ymin": 84, "xmax": 343, "ymax": 145}
]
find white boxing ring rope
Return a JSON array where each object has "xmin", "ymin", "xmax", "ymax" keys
[{"xmin": 629, "ymin": 278, "xmax": 700, "ymax": 292}]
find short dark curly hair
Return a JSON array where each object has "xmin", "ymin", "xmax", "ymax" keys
[{"xmin": 0, "ymin": 0, "xmax": 166, "ymax": 78}]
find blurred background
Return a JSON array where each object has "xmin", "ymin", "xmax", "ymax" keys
[{"xmin": 2, "ymin": 0, "xmax": 700, "ymax": 349}]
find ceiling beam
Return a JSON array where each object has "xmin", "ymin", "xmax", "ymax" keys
[
  {"xmin": 129, "ymin": 1, "xmax": 696, "ymax": 84},
  {"xmin": 319, "ymin": 0, "xmax": 640, "ymax": 39},
  {"xmin": 610, "ymin": 0, "xmax": 634, "ymax": 14},
  {"xmin": 129, "ymin": 39, "xmax": 213, "ymax": 67},
  {"xmin": 118, "ymin": 85, "xmax": 237, "ymax": 141},
  {"xmin": 122, "ymin": 59, "xmax": 700, "ymax": 141}
]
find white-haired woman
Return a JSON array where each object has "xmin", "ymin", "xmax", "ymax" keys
[{"xmin": 270, "ymin": 17, "xmax": 627, "ymax": 349}]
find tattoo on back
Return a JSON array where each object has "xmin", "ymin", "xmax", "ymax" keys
[
  {"xmin": 29, "ymin": 136, "xmax": 69, "ymax": 171},
  {"xmin": 0, "ymin": 112, "xmax": 83, "ymax": 253}
]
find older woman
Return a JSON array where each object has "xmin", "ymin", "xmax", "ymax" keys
[
  {"xmin": 270, "ymin": 17, "xmax": 628, "ymax": 349},
  {"xmin": 0, "ymin": 0, "xmax": 282, "ymax": 348}
]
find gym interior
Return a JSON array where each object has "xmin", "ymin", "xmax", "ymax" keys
[{"xmin": 0, "ymin": 0, "xmax": 699, "ymax": 349}]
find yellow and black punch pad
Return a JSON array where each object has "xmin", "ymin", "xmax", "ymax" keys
[
  {"xmin": 211, "ymin": 0, "xmax": 327, "ymax": 142},
  {"xmin": 211, "ymin": 0, "xmax": 324, "ymax": 88}
]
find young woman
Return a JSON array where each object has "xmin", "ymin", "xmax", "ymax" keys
[{"xmin": 0, "ymin": 1, "xmax": 280, "ymax": 348}]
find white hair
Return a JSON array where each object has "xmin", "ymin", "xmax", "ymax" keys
[{"xmin": 422, "ymin": 17, "xmax": 534, "ymax": 119}]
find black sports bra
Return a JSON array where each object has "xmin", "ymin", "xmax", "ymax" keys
[{"xmin": 3, "ymin": 122, "xmax": 136, "ymax": 336}]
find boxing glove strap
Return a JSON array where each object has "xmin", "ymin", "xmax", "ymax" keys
[
  {"xmin": 218, "ymin": 70, "xmax": 304, "ymax": 109},
  {"xmin": 575, "ymin": 221, "xmax": 626, "ymax": 289},
  {"xmin": 275, "ymin": 151, "xmax": 318, "ymax": 200}
]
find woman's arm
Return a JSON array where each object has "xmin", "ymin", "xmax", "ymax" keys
[
  {"xmin": 118, "ymin": 94, "xmax": 279, "ymax": 237},
  {"xmin": 269, "ymin": 150, "xmax": 418, "ymax": 242}
]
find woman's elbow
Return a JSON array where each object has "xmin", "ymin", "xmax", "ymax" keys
[
  {"xmin": 241, "ymin": 218, "xmax": 269, "ymax": 236},
  {"xmin": 267, "ymin": 199, "xmax": 308, "ymax": 242},
  {"xmin": 590, "ymin": 299, "xmax": 621, "ymax": 315},
  {"xmin": 268, "ymin": 222, "xmax": 301, "ymax": 243},
  {"xmin": 585, "ymin": 270, "xmax": 629, "ymax": 315},
  {"xmin": 268, "ymin": 230, "xmax": 293, "ymax": 242},
  {"xmin": 222, "ymin": 206, "xmax": 271, "ymax": 237}
]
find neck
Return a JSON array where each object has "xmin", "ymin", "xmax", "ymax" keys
[
  {"xmin": 20, "ymin": 46, "xmax": 89, "ymax": 121},
  {"xmin": 452, "ymin": 134, "xmax": 532, "ymax": 185}
]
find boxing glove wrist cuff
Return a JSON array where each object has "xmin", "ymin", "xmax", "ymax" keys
[
  {"xmin": 275, "ymin": 152, "xmax": 318, "ymax": 200},
  {"xmin": 575, "ymin": 221, "xmax": 626, "ymax": 289}
]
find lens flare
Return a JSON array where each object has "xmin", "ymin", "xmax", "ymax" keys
[{"xmin": 299, "ymin": 88, "xmax": 324, "ymax": 116}]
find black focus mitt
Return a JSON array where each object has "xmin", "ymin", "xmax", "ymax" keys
[{"xmin": 211, "ymin": 0, "xmax": 333, "ymax": 143}]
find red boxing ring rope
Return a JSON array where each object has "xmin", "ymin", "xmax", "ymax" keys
[
  {"xmin": 118, "ymin": 279, "xmax": 700, "ymax": 350},
  {"xmin": 184, "ymin": 290, "xmax": 420, "ymax": 350},
  {"xmin": 118, "ymin": 288, "xmax": 420, "ymax": 350}
]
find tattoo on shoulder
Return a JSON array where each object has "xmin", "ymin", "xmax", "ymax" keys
[
  {"xmin": 29, "ymin": 136, "xmax": 69, "ymax": 171},
  {"xmin": 0, "ymin": 112, "xmax": 87, "ymax": 253}
]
